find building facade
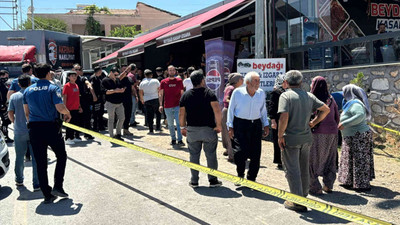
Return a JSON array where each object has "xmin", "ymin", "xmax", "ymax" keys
[
  {"xmin": 34, "ymin": 2, "xmax": 180, "ymax": 36},
  {"xmin": 272, "ymin": 0, "xmax": 400, "ymax": 70}
]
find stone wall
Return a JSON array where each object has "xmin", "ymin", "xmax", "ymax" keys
[{"xmin": 301, "ymin": 63, "xmax": 400, "ymax": 131}]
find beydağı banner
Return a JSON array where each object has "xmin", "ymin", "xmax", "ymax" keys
[
  {"xmin": 237, "ymin": 58, "xmax": 286, "ymax": 92},
  {"xmin": 205, "ymin": 38, "xmax": 236, "ymax": 105}
]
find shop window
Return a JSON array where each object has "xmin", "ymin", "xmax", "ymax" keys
[
  {"xmin": 341, "ymin": 42, "xmax": 370, "ymax": 66},
  {"xmin": 374, "ymin": 37, "xmax": 399, "ymax": 63},
  {"xmin": 288, "ymin": 17, "xmax": 302, "ymax": 47},
  {"xmin": 289, "ymin": 52, "xmax": 304, "ymax": 70},
  {"xmin": 274, "ymin": 0, "xmax": 288, "ymax": 50}
]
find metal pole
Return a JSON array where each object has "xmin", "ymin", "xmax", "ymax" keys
[
  {"xmin": 255, "ymin": 0, "xmax": 265, "ymax": 58},
  {"xmin": 19, "ymin": 0, "xmax": 22, "ymax": 29},
  {"xmin": 31, "ymin": 0, "xmax": 34, "ymax": 29}
]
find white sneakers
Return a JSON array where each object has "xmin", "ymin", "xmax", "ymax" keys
[{"xmin": 65, "ymin": 139, "xmax": 75, "ymax": 145}]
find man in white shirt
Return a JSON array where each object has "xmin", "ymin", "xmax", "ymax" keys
[
  {"xmin": 183, "ymin": 67, "xmax": 195, "ymax": 91},
  {"xmin": 139, "ymin": 69, "xmax": 161, "ymax": 134},
  {"xmin": 227, "ymin": 71, "xmax": 269, "ymax": 183}
]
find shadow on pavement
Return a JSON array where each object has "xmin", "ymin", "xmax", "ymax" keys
[
  {"xmin": 67, "ymin": 142, "xmax": 90, "ymax": 148},
  {"xmin": 237, "ymin": 187, "xmax": 284, "ymax": 203},
  {"xmin": 134, "ymin": 125, "xmax": 149, "ymax": 131},
  {"xmin": 68, "ymin": 156, "xmax": 211, "ymax": 225},
  {"xmin": 235, "ymin": 187, "xmax": 348, "ymax": 224},
  {"xmin": 194, "ymin": 186, "xmax": 242, "ymax": 198},
  {"xmin": 0, "ymin": 186, "xmax": 12, "ymax": 200},
  {"xmin": 16, "ymin": 186, "xmax": 43, "ymax": 200},
  {"xmin": 123, "ymin": 135, "xmax": 145, "ymax": 141},
  {"xmin": 361, "ymin": 185, "xmax": 400, "ymax": 199},
  {"xmin": 169, "ymin": 145, "xmax": 189, "ymax": 152},
  {"xmin": 300, "ymin": 210, "xmax": 349, "ymax": 224},
  {"xmin": 376, "ymin": 199, "xmax": 400, "ymax": 210},
  {"xmin": 311, "ymin": 191, "xmax": 368, "ymax": 206},
  {"xmin": 36, "ymin": 198, "xmax": 83, "ymax": 216}
]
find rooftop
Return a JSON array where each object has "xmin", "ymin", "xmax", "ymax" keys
[{"xmin": 66, "ymin": 2, "xmax": 180, "ymax": 17}]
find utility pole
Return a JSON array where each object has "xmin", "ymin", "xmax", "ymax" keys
[
  {"xmin": 19, "ymin": 0, "xmax": 22, "ymax": 29},
  {"xmin": 255, "ymin": 0, "xmax": 266, "ymax": 58},
  {"xmin": 31, "ymin": 0, "xmax": 34, "ymax": 29}
]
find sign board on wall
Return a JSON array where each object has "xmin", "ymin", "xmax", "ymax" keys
[
  {"xmin": 237, "ymin": 58, "xmax": 286, "ymax": 92},
  {"xmin": 45, "ymin": 34, "xmax": 81, "ymax": 69}
]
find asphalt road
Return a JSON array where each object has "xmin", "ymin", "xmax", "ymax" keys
[{"xmin": 0, "ymin": 121, "xmax": 365, "ymax": 225}]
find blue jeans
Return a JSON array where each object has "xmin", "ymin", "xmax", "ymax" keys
[
  {"xmin": 14, "ymin": 133, "xmax": 39, "ymax": 188},
  {"xmin": 164, "ymin": 106, "xmax": 182, "ymax": 141},
  {"xmin": 130, "ymin": 96, "xmax": 138, "ymax": 124}
]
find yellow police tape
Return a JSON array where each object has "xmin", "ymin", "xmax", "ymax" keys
[
  {"xmin": 369, "ymin": 122, "xmax": 400, "ymax": 136},
  {"xmin": 63, "ymin": 122, "xmax": 392, "ymax": 225}
]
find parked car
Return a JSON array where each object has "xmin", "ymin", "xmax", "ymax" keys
[
  {"xmin": 0, "ymin": 131, "xmax": 10, "ymax": 179},
  {"xmin": 60, "ymin": 70, "xmax": 108, "ymax": 86},
  {"xmin": 60, "ymin": 69, "xmax": 108, "ymax": 87}
]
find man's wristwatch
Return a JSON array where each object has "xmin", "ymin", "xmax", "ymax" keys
[{"xmin": 180, "ymin": 127, "xmax": 187, "ymax": 130}]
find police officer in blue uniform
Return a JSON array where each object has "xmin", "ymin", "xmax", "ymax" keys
[{"xmin": 23, "ymin": 63, "xmax": 71, "ymax": 204}]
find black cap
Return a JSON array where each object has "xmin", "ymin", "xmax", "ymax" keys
[{"xmin": 178, "ymin": 67, "xmax": 185, "ymax": 73}]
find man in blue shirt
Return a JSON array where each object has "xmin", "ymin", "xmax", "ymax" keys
[
  {"xmin": 7, "ymin": 63, "xmax": 39, "ymax": 100},
  {"xmin": 227, "ymin": 71, "xmax": 269, "ymax": 183},
  {"xmin": 23, "ymin": 63, "xmax": 71, "ymax": 204},
  {"xmin": 8, "ymin": 74, "xmax": 39, "ymax": 190}
]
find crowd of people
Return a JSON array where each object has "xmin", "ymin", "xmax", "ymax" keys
[{"xmin": 4, "ymin": 62, "xmax": 375, "ymax": 211}]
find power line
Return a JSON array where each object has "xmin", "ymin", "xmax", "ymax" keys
[
  {"xmin": 25, "ymin": 15, "xmax": 80, "ymax": 35},
  {"xmin": 19, "ymin": 7, "xmax": 80, "ymax": 35}
]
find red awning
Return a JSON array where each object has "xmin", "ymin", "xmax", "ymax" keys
[
  {"xmin": 0, "ymin": 45, "xmax": 36, "ymax": 63},
  {"xmin": 93, "ymin": 18, "xmax": 198, "ymax": 66},
  {"xmin": 156, "ymin": 0, "xmax": 246, "ymax": 47},
  {"xmin": 92, "ymin": 51, "xmax": 118, "ymax": 67},
  {"xmin": 116, "ymin": 17, "xmax": 198, "ymax": 58},
  {"xmin": 93, "ymin": 0, "xmax": 247, "ymax": 65}
]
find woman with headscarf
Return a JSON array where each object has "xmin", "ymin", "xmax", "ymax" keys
[
  {"xmin": 267, "ymin": 73, "xmax": 287, "ymax": 170},
  {"xmin": 338, "ymin": 84, "xmax": 374, "ymax": 192},
  {"xmin": 221, "ymin": 73, "xmax": 243, "ymax": 162},
  {"xmin": 309, "ymin": 76, "xmax": 339, "ymax": 195}
]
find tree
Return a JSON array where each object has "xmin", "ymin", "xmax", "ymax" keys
[
  {"xmin": 84, "ymin": 5, "xmax": 111, "ymax": 36},
  {"xmin": 110, "ymin": 25, "xmax": 142, "ymax": 37},
  {"xmin": 350, "ymin": 72, "xmax": 365, "ymax": 89},
  {"xmin": 20, "ymin": 16, "xmax": 67, "ymax": 32}
]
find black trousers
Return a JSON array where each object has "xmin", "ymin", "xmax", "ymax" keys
[
  {"xmin": 144, "ymin": 99, "xmax": 161, "ymax": 132},
  {"xmin": 272, "ymin": 125, "xmax": 282, "ymax": 165},
  {"xmin": 29, "ymin": 121, "xmax": 66, "ymax": 198},
  {"xmin": 0, "ymin": 109, "xmax": 11, "ymax": 138},
  {"xmin": 65, "ymin": 110, "xmax": 80, "ymax": 140},
  {"xmin": 123, "ymin": 98, "xmax": 132, "ymax": 129},
  {"xmin": 78, "ymin": 102, "xmax": 92, "ymax": 137},
  {"xmin": 92, "ymin": 101, "xmax": 105, "ymax": 131},
  {"xmin": 232, "ymin": 117, "xmax": 262, "ymax": 181}
]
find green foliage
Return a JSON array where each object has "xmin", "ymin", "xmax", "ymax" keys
[
  {"xmin": 84, "ymin": 5, "xmax": 111, "ymax": 15},
  {"xmin": 84, "ymin": 4, "xmax": 111, "ymax": 36},
  {"xmin": 85, "ymin": 16, "xmax": 102, "ymax": 36},
  {"xmin": 110, "ymin": 25, "xmax": 142, "ymax": 37},
  {"xmin": 20, "ymin": 16, "xmax": 67, "ymax": 32},
  {"xmin": 350, "ymin": 72, "xmax": 365, "ymax": 88}
]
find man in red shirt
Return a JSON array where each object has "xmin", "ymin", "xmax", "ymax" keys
[
  {"xmin": 62, "ymin": 72, "xmax": 82, "ymax": 145},
  {"xmin": 159, "ymin": 65, "xmax": 184, "ymax": 146}
]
